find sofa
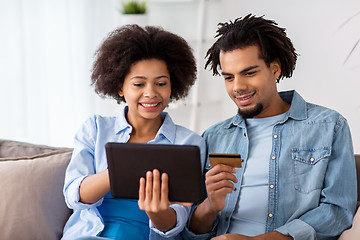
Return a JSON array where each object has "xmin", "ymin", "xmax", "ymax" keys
[
  {"xmin": 0, "ymin": 139, "xmax": 73, "ymax": 240},
  {"xmin": 339, "ymin": 154, "xmax": 360, "ymax": 239},
  {"xmin": 0, "ymin": 139, "xmax": 359, "ymax": 240}
]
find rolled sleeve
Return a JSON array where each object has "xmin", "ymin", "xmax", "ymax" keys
[
  {"xmin": 276, "ymin": 219, "xmax": 316, "ymax": 240},
  {"xmin": 181, "ymin": 204, "xmax": 218, "ymax": 240},
  {"xmin": 150, "ymin": 204, "xmax": 190, "ymax": 238},
  {"xmin": 63, "ymin": 116, "xmax": 103, "ymax": 210},
  {"xmin": 64, "ymin": 175, "xmax": 103, "ymax": 209},
  {"xmin": 181, "ymin": 224, "xmax": 217, "ymax": 240}
]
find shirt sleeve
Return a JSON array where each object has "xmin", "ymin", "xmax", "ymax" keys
[
  {"xmin": 149, "ymin": 204, "xmax": 190, "ymax": 238},
  {"xmin": 181, "ymin": 132, "xmax": 219, "ymax": 240},
  {"xmin": 276, "ymin": 117, "xmax": 357, "ymax": 240},
  {"xmin": 181, "ymin": 204, "xmax": 218, "ymax": 240},
  {"xmin": 63, "ymin": 116, "xmax": 103, "ymax": 210}
]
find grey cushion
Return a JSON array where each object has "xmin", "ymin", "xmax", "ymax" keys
[
  {"xmin": 0, "ymin": 139, "xmax": 72, "ymax": 240},
  {"xmin": 0, "ymin": 139, "xmax": 65, "ymax": 159}
]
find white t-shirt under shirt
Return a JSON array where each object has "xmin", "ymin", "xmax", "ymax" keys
[{"xmin": 227, "ymin": 113, "xmax": 286, "ymax": 236}]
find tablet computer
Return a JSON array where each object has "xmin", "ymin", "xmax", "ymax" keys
[{"xmin": 105, "ymin": 142, "xmax": 205, "ymax": 203}]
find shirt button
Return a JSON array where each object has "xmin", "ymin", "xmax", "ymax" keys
[
  {"xmin": 270, "ymin": 184, "xmax": 275, "ymax": 189},
  {"xmin": 268, "ymin": 213, "xmax": 273, "ymax": 218},
  {"xmin": 225, "ymin": 217, "xmax": 229, "ymax": 221},
  {"xmin": 234, "ymin": 187, "xmax": 237, "ymax": 191},
  {"xmin": 271, "ymin": 156, "xmax": 276, "ymax": 160},
  {"xmin": 310, "ymin": 157, "xmax": 315, "ymax": 162},
  {"xmin": 244, "ymin": 132, "xmax": 247, "ymax": 137},
  {"xmin": 273, "ymin": 134, "xmax": 278, "ymax": 139}
]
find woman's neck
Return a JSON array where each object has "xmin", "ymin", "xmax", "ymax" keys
[{"xmin": 126, "ymin": 114, "xmax": 163, "ymax": 143}]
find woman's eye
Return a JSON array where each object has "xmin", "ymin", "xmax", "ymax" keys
[
  {"xmin": 133, "ymin": 83, "xmax": 143, "ymax": 87},
  {"xmin": 157, "ymin": 82, "xmax": 167, "ymax": 86}
]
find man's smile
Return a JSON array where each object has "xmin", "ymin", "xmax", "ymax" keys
[{"xmin": 235, "ymin": 91, "xmax": 256, "ymax": 106}]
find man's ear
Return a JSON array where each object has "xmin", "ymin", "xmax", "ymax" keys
[{"xmin": 271, "ymin": 59, "xmax": 281, "ymax": 80}]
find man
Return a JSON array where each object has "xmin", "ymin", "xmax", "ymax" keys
[{"xmin": 182, "ymin": 14, "xmax": 357, "ymax": 240}]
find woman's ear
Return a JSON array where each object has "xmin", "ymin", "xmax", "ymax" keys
[
  {"xmin": 271, "ymin": 59, "xmax": 281, "ymax": 80},
  {"xmin": 118, "ymin": 86, "xmax": 123, "ymax": 97}
]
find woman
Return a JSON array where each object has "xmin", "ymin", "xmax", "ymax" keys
[{"xmin": 61, "ymin": 25, "xmax": 205, "ymax": 240}]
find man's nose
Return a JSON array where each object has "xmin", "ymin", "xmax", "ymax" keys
[{"xmin": 233, "ymin": 77, "xmax": 247, "ymax": 93}]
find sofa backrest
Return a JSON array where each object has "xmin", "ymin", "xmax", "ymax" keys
[{"xmin": 0, "ymin": 139, "xmax": 69, "ymax": 158}]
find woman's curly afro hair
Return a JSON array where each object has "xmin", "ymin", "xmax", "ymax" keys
[
  {"xmin": 91, "ymin": 24, "xmax": 197, "ymax": 104},
  {"xmin": 205, "ymin": 14, "xmax": 298, "ymax": 82}
]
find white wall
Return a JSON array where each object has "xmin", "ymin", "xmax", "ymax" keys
[
  {"xmin": 1, "ymin": 0, "xmax": 359, "ymax": 153},
  {"xmin": 144, "ymin": 0, "xmax": 360, "ymax": 153}
]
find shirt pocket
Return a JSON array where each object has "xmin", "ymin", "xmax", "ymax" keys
[{"xmin": 291, "ymin": 147, "xmax": 331, "ymax": 193}]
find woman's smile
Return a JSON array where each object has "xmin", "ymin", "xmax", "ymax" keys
[{"xmin": 139, "ymin": 101, "xmax": 162, "ymax": 111}]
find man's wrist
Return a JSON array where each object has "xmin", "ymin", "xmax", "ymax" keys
[
  {"xmin": 189, "ymin": 198, "xmax": 219, "ymax": 234},
  {"xmin": 203, "ymin": 198, "xmax": 221, "ymax": 219}
]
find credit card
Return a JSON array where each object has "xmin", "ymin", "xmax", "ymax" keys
[{"xmin": 209, "ymin": 153, "xmax": 243, "ymax": 168}]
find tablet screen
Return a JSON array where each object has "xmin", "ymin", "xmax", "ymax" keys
[{"xmin": 105, "ymin": 142, "xmax": 205, "ymax": 203}]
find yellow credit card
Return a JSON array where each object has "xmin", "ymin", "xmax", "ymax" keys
[{"xmin": 209, "ymin": 153, "xmax": 243, "ymax": 168}]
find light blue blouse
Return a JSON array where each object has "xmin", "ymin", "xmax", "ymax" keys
[{"xmin": 62, "ymin": 106, "xmax": 206, "ymax": 240}]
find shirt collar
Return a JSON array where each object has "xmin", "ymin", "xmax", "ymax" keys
[
  {"xmin": 114, "ymin": 106, "xmax": 132, "ymax": 134},
  {"xmin": 226, "ymin": 90, "xmax": 307, "ymax": 129},
  {"xmin": 226, "ymin": 113, "xmax": 245, "ymax": 129},
  {"xmin": 279, "ymin": 90, "xmax": 307, "ymax": 121},
  {"xmin": 155, "ymin": 111, "xmax": 176, "ymax": 144},
  {"xmin": 114, "ymin": 106, "xmax": 176, "ymax": 143}
]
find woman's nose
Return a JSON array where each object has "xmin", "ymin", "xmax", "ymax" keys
[{"xmin": 143, "ymin": 85, "xmax": 157, "ymax": 98}]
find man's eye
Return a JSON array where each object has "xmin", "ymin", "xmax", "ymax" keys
[
  {"xmin": 224, "ymin": 76, "xmax": 233, "ymax": 81},
  {"xmin": 245, "ymin": 71, "xmax": 256, "ymax": 76}
]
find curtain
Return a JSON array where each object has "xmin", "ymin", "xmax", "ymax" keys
[{"xmin": 0, "ymin": 0, "xmax": 121, "ymax": 147}]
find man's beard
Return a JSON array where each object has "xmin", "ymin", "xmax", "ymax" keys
[{"xmin": 238, "ymin": 103, "xmax": 263, "ymax": 119}]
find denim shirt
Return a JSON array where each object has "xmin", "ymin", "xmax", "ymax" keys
[
  {"xmin": 183, "ymin": 90, "xmax": 357, "ymax": 240},
  {"xmin": 62, "ymin": 106, "xmax": 206, "ymax": 240}
]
